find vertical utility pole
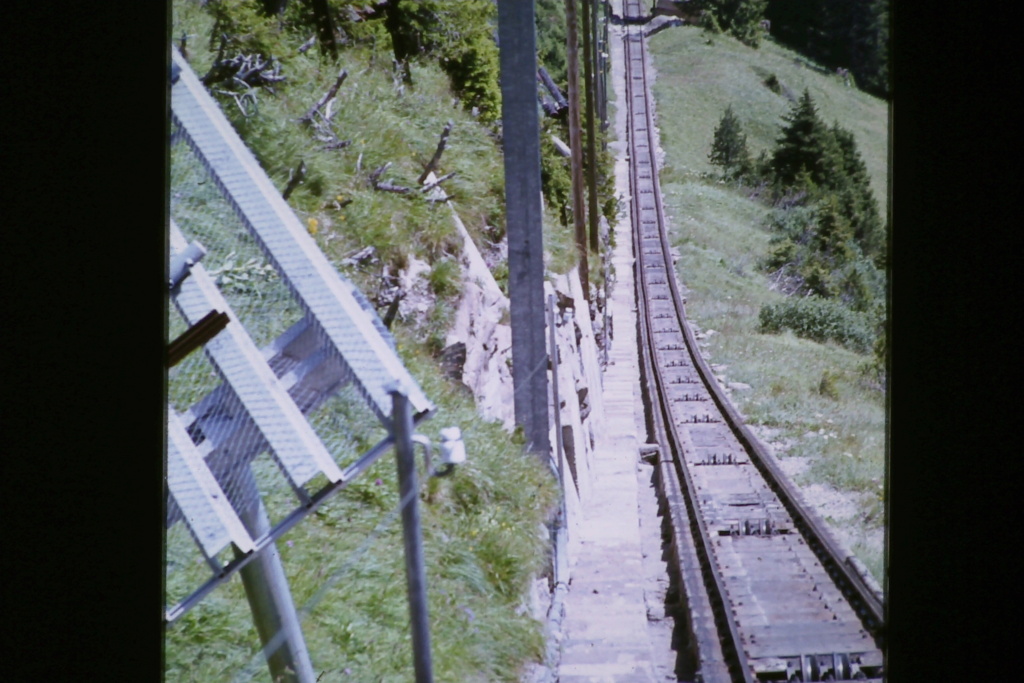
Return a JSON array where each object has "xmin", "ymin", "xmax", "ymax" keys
[
  {"xmin": 582, "ymin": 0, "xmax": 601, "ymax": 256},
  {"xmin": 230, "ymin": 468, "xmax": 316, "ymax": 683},
  {"xmin": 597, "ymin": 1, "xmax": 609, "ymax": 132},
  {"xmin": 391, "ymin": 387, "xmax": 434, "ymax": 683},
  {"xmin": 565, "ymin": 0, "xmax": 590, "ymax": 299},
  {"xmin": 497, "ymin": 0, "xmax": 551, "ymax": 458}
]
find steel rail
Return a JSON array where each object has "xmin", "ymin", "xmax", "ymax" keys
[
  {"xmin": 619, "ymin": 0, "xmax": 884, "ymax": 679},
  {"xmin": 621, "ymin": 8, "xmax": 754, "ymax": 682}
]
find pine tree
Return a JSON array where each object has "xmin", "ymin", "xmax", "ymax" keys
[
  {"xmin": 709, "ymin": 105, "xmax": 751, "ymax": 178},
  {"xmin": 771, "ymin": 89, "xmax": 840, "ymax": 189},
  {"xmin": 830, "ymin": 122, "xmax": 884, "ymax": 258},
  {"xmin": 704, "ymin": 0, "xmax": 769, "ymax": 47}
]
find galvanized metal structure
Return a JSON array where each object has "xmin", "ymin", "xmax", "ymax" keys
[
  {"xmin": 619, "ymin": 2, "xmax": 885, "ymax": 680},
  {"xmin": 167, "ymin": 46, "xmax": 437, "ymax": 682}
]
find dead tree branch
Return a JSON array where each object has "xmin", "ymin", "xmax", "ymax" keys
[
  {"xmin": 282, "ymin": 161, "xmax": 306, "ymax": 201},
  {"xmin": 540, "ymin": 92, "xmax": 562, "ymax": 117},
  {"xmin": 301, "ymin": 68, "xmax": 349, "ymax": 124},
  {"xmin": 368, "ymin": 163, "xmax": 412, "ymax": 194},
  {"xmin": 538, "ymin": 66, "xmax": 568, "ymax": 112},
  {"xmin": 322, "ymin": 139, "xmax": 353, "ymax": 151},
  {"xmin": 420, "ymin": 172, "xmax": 457, "ymax": 193},
  {"xmin": 368, "ymin": 162, "xmax": 390, "ymax": 185},
  {"xmin": 417, "ymin": 120, "xmax": 454, "ymax": 184},
  {"xmin": 298, "ymin": 34, "xmax": 317, "ymax": 54},
  {"xmin": 204, "ymin": 52, "xmax": 285, "ymax": 90}
]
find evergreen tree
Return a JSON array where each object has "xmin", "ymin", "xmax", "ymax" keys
[
  {"xmin": 770, "ymin": 89, "xmax": 841, "ymax": 189},
  {"xmin": 703, "ymin": 0, "xmax": 769, "ymax": 47},
  {"xmin": 861, "ymin": 0, "xmax": 889, "ymax": 96},
  {"xmin": 382, "ymin": 1, "xmax": 501, "ymax": 120},
  {"xmin": 709, "ymin": 105, "xmax": 752, "ymax": 178},
  {"xmin": 829, "ymin": 122, "xmax": 884, "ymax": 258}
]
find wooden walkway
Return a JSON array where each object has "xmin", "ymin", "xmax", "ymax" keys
[{"xmin": 556, "ymin": 214, "xmax": 660, "ymax": 683}]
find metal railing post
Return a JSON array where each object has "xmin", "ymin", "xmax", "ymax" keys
[
  {"xmin": 391, "ymin": 386, "xmax": 434, "ymax": 683},
  {"xmin": 230, "ymin": 467, "xmax": 316, "ymax": 683}
]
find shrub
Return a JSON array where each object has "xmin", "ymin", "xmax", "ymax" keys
[
  {"xmin": 440, "ymin": 32, "xmax": 501, "ymax": 123},
  {"xmin": 708, "ymin": 105, "xmax": 752, "ymax": 179},
  {"xmin": 758, "ymin": 296, "xmax": 874, "ymax": 353},
  {"xmin": 818, "ymin": 369, "xmax": 841, "ymax": 399},
  {"xmin": 428, "ymin": 257, "xmax": 462, "ymax": 298}
]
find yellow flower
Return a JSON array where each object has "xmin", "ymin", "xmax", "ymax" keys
[{"xmin": 307, "ymin": 218, "xmax": 319, "ymax": 235}]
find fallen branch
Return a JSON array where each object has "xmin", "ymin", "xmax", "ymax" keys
[
  {"xmin": 420, "ymin": 171, "xmax": 456, "ymax": 193},
  {"xmin": 538, "ymin": 66, "xmax": 568, "ymax": 111},
  {"xmin": 539, "ymin": 92, "xmax": 562, "ymax": 117},
  {"xmin": 376, "ymin": 180, "xmax": 413, "ymax": 194},
  {"xmin": 322, "ymin": 139, "xmax": 353, "ymax": 151},
  {"xmin": 298, "ymin": 34, "xmax": 316, "ymax": 54},
  {"xmin": 426, "ymin": 194, "xmax": 456, "ymax": 204},
  {"xmin": 368, "ymin": 163, "xmax": 412, "ymax": 193},
  {"xmin": 282, "ymin": 161, "xmax": 306, "ymax": 200},
  {"xmin": 549, "ymin": 134, "xmax": 571, "ymax": 158},
  {"xmin": 381, "ymin": 289, "xmax": 405, "ymax": 329},
  {"xmin": 368, "ymin": 162, "xmax": 390, "ymax": 185},
  {"xmin": 417, "ymin": 120, "xmax": 453, "ymax": 184},
  {"xmin": 204, "ymin": 52, "xmax": 285, "ymax": 90},
  {"xmin": 301, "ymin": 68, "xmax": 348, "ymax": 124}
]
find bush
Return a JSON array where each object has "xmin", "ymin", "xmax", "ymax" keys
[
  {"xmin": 758, "ymin": 296, "xmax": 874, "ymax": 353},
  {"xmin": 428, "ymin": 257, "xmax": 462, "ymax": 298},
  {"xmin": 440, "ymin": 32, "xmax": 501, "ymax": 123}
]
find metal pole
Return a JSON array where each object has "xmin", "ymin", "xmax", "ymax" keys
[
  {"xmin": 391, "ymin": 387, "xmax": 433, "ymax": 683},
  {"xmin": 229, "ymin": 467, "xmax": 316, "ymax": 683},
  {"xmin": 497, "ymin": 0, "xmax": 550, "ymax": 458}
]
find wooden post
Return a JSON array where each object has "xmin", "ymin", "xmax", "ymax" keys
[
  {"xmin": 582, "ymin": 0, "xmax": 601, "ymax": 256},
  {"xmin": 497, "ymin": 0, "xmax": 551, "ymax": 458},
  {"xmin": 565, "ymin": 0, "xmax": 589, "ymax": 299}
]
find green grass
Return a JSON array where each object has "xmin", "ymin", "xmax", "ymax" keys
[
  {"xmin": 649, "ymin": 27, "xmax": 887, "ymax": 582},
  {"xmin": 651, "ymin": 29, "xmax": 889, "ymax": 216},
  {"xmin": 165, "ymin": 335, "xmax": 559, "ymax": 683}
]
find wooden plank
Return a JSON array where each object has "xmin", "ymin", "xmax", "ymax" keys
[
  {"xmin": 170, "ymin": 221, "xmax": 344, "ymax": 486},
  {"xmin": 167, "ymin": 408, "xmax": 255, "ymax": 557}
]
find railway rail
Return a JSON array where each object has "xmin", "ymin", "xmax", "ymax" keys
[{"xmin": 619, "ymin": 2, "xmax": 885, "ymax": 680}]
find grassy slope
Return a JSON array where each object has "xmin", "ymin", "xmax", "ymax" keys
[
  {"xmin": 648, "ymin": 28, "xmax": 888, "ymax": 581},
  {"xmin": 167, "ymin": 5, "xmax": 561, "ymax": 682}
]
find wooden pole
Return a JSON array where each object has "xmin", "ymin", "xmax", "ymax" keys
[
  {"xmin": 565, "ymin": 0, "xmax": 590, "ymax": 299},
  {"xmin": 497, "ymin": 0, "xmax": 551, "ymax": 458},
  {"xmin": 582, "ymin": 0, "xmax": 600, "ymax": 257}
]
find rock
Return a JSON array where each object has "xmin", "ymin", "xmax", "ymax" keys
[
  {"xmin": 728, "ymin": 382, "xmax": 751, "ymax": 391},
  {"xmin": 439, "ymin": 342, "xmax": 466, "ymax": 381}
]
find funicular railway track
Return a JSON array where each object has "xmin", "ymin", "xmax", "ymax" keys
[{"xmin": 619, "ymin": 2, "xmax": 885, "ymax": 680}]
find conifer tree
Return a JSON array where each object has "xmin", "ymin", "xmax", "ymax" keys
[
  {"xmin": 770, "ymin": 89, "xmax": 840, "ymax": 189},
  {"xmin": 830, "ymin": 122, "xmax": 884, "ymax": 258},
  {"xmin": 709, "ymin": 105, "xmax": 751, "ymax": 178},
  {"xmin": 704, "ymin": 0, "xmax": 769, "ymax": 47}
]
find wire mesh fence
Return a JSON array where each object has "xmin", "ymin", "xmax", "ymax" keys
[
  {"xmin": 168, "ymin": 170, "xmax": 409, "ymax": 679},
  {"xmin": 165, "ymin": 45, "xmax": 454, "ymax": 683},
  {"xmin": 167, "ymin": 134, "xmax": 400, "ymax": 600}
]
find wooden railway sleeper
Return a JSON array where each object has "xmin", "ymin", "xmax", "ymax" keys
[{"xmin": 779, "ymin": 650, "xmax": 867, "ymax": 681}]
